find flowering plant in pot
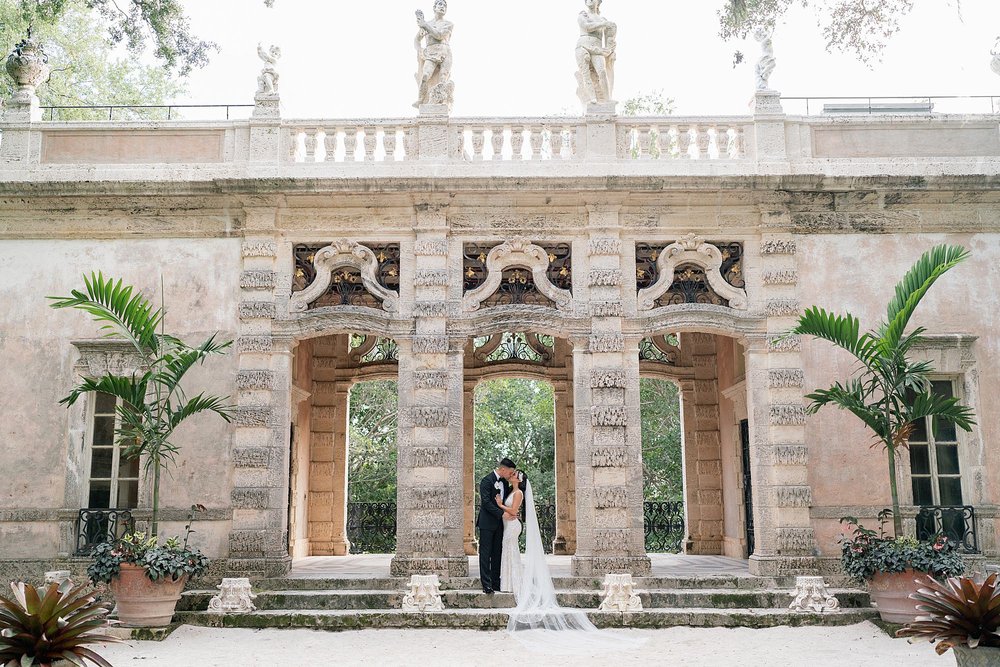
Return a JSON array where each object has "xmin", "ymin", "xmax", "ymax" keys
[
  {"xmin": 788, "ymin": 245, "xmax": 976, "ymax": 621},
  {"xmin": 840, "ymin": 513, "xmax": 964, "ymax": 622},
  {"xmin": 897, "ymin": 573, "xmax": 1000, "ymax": 667},
  {"xmin": 88, "ymin": 530, "xmax": 209, "ymax": 627}
]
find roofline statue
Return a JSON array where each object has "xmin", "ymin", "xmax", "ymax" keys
[{"xmin": 414, "ymin": 0, "xmax": 454, "ymax": 111}]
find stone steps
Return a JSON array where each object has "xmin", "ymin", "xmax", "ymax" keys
[
  {"xmin": 177, "ymin": 607, "xmax": 878, "ymax": 631},
  {"xmin": 254, "ymin": 575, "xmax": 784, "ymax": 591},
  {"xmin": 179, "ymin": 588, "xmax": 870, "ymax": 612}
]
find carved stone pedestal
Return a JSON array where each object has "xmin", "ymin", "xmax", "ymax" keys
[
  {"xmin": 208, "ymin": 578, "xmax": 257, "ymax": 614},
  {"xmin": 44, "ymin": 570, "xmax": 72, "ymax": 585},
  {"xmin": 253, "ymin": 93, "xmax": 280, "ymax": 119},
  {"xmin": 401, "ymin": 574, "xmax": 445, "ymax": 612},
  {"xmin": 788, "ymin": 576, "xmax": 839, "ymax": 613},
  {"xmin": 598, "ymin": 573, "xmax": 642, "ymax": 612}
]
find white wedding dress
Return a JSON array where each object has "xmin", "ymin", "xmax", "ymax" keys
[
  {"xmin": 507, "ymin": 480, "xmax": 645, "ymax": 654},
  {"xmin": 499, "ymin": 489, "xmax": 523, "ymax": 594}
]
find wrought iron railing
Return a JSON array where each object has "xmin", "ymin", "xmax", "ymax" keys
[
  {"xmin": 644, "ymin": 500, "xmax": 685, "ymax": 553},
  {"xmin": 915, "ymin": 505, "xmax": 979, "ymax": 553},
  {"xmin": 75, "ymin": 508, "xmax": 135, "ymax": 556},
  {"xmin": 346, "ymin": 502, "xmax": 397, "ymax": 554}
]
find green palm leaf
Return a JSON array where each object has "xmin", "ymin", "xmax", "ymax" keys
[{"xmin": 789, "ymin": 306, "xmax": 877, "ymax": 364}]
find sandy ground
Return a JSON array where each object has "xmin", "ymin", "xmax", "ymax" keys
[{"xmin": 98, "ymin": 622, "xmax": 950, "ymax": 666}]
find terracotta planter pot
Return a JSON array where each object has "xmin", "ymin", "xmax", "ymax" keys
[
  {"xmin": 954, "ymin": 646, "xmax": 1000, "ymax": 667},
  {"xmin": 109, "ymin": 563, "xmax": 187, "ymax": 627},
  {"xmin": 868, "ymin": 569, "xmax": 926, "ymax": 624}
]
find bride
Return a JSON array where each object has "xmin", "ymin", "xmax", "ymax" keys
[{"xmin": 504, "ymin": 470, "xmax": 644, "ymax": 652}]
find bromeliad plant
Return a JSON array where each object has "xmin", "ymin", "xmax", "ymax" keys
[
  {"xmin": 0, "ymin": 580, "xmax": 120, "ymax": 667},
  {"xmin": 49, "ymin": 273, "xmax": 233, "ymax": 537},
  {"xmin": 788, "ymin": 244, "xmax": 976, "ymax": 538},
  {"xmin": 897, "ymin": 573, "xmax": 1000, "ymax": 655}
]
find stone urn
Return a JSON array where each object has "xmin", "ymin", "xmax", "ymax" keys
[
  {"xmin": 109, "ymin": 563, "xmax": 187, "ymax": 627},
  {"xmin": 954, "ymin": 646, "xmax": 1000, "ymax": 667},
  {"xmin": 5, "ymin": 30, "xmax": 50, "ymax": 101},
  {"xmin": 868, "ymin": 569, "xmax": 925, "ymax": 623}
]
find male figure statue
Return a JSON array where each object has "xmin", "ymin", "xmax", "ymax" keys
[
  {"xmin": 575, "ymin": 0, "xmax": 617, "ymax": 108},
  {"xmin": 414, "ymin": 0, "xmax": 454, "ymax": 109},
  {"xmin": 477, "ymin": 458, "xmax": 516, "ymax": 594},
  {"xmin": 256, "ymin": 43, "xmax": 281, "ymax": 95}
]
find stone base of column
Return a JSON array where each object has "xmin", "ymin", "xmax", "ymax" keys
[
  {"xmin": 552, "ymin": 536, "xmax": 570, "ymax": 556},
  {"xmin": 253, "ymin": 93, "xmax": 280, "ymax": 119},
  {"xmin": 749, "ymin": 554, "xmax": 818, "ymax": 577},
  {"xmin": 222, "ymin": 555, "xmax": 292, "ymax": 580},
  {"xmin": 571, "ymin": 555, "xmax": 651, "ymax": 577},
  {"xmin": 463, "ymin": 537, "xmax": 478, "ymax": 556},
  {"xmin": 390, "ymin": 556, "xmax": 469, "ymax": 578}
]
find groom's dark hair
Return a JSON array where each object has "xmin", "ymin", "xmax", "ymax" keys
[{"xmin": 498, "ymin": 457, "xmax": 517, "ymax": 469}]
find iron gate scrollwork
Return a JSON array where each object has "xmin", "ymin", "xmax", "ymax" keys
[
  {"xmin": 75, "ymin": 508, "xmax": 135, "ymax": 556},
  {"xmin": 346, "ymin": 502, "xmax": 397, "ymax": 554},
  {"xmin": 292, "ymin": 243, "xmax": 400, "ymax": 309},
  {"xmin": 915, "ymin": 505, "xmax": 978, "ymax": 553},
  {"xmin": 643, "ymin": 501, "xmax": 685, "ymax": 553}
]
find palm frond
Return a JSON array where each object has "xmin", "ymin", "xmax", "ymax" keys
[
  {"xmin": 881, "ymin": 244, "xmax": 970, "ymax": 353},
  {"xmin": 59, "ymin": 374, "xmax": 148, "ymax": 408},
  {"xmin": 167, "ymin": 393, "xmax": 234, "ymax": 432},
  {"xmin": 805, "ymin": 380, "xmax": 889, "ymax": 441},
  {"xmin": 151, "ymin": 334, "xmax": 232, "ymax": 394},
  {"xmin": 907, "ymin": 392, "xmax": 977, "ymax": 433},
  {"xmin": 788, "ymin": 306, "xmax": 878, "ymax": 364},
  {"xmin": 48, "ymin": 272, "xmax": 164, "ymax": 356}
]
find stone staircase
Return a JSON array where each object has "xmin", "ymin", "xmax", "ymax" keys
[{"xmin": 176, "ymin": 574, "xmax": 877, "ymax": 631}]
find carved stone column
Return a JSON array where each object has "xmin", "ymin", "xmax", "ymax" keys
[
  {"xmin": 571, "ymin": 219, "xmax": 650, "ymax": 576},
  {"xmin": 678, "ymin": 379, "xmax": 696, "ymax": 554},
  {"xmin": 744, "ymin": 234, "xmax": 817, "ymax": 576},
  {"xmin": 684, "ymin": 333, "xmax": 724, "ymax": 555},
  {"xmin": 553, "ymin": 373, "xmax": 576, "ymax": 555},
  {"xmin": 463, "ymin": 379, "xmax": 478, "ymax": 556},
  {"xmin": 391, "ymin": 210, "xmax": 467, "ymax": 577}
]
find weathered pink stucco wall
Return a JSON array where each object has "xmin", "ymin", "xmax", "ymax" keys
[
  {"xmin": 0, "ymin": 239, "xmax": 241, "ymax": 559},
  {"xmin": 797, "ymin": 233, "xmax": 1000, "ymax": 557}
]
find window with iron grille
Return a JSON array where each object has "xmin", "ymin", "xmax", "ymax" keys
[
  {"xmin": 86, "ymin": 392, "xmax": 140, "ymax": 510},
  {"xmin": 908, "ymin": 380, "xmax": 964, "ymax": 507}
]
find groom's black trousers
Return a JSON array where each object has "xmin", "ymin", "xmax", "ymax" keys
[{"xmin": 478, "ymin": 526, "xmax": 504, "ymax": 592}]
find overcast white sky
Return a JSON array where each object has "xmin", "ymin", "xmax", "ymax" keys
[{"xmin": 177, "ymin": 0, "xmax": 1000, "ymax": 117}]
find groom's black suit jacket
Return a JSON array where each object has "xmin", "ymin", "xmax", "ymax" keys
[{"xmin": 477, "ymin": 471, "xmax": 509, "ymax": 532}]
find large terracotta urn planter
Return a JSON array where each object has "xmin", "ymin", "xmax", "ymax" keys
[
  {"xmin": 868, "ymin": 569, "xmax": 925, "ymax": 623},
  {"xmin": 109, "ymin": 563, "xmax": 187, "ymax": 627},
  {"xmin": 954, "ymin": 646, "xmax": 1000, "ymax": 667}
]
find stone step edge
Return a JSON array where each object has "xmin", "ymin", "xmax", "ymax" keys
[{"xmin": 183, "ymin": 588, "xmax": 868, "ymax": 597}]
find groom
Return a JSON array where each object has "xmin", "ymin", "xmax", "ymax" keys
[{"xmin": 477, "ymin": 457, "xmax": 516, "ymax": 595}]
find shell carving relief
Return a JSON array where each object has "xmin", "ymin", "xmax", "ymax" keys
[
  {"xmin": 290, "ymin": 240, "xmax": 399, "ymax": 313},
  {"xmin": 636, "ymin": 235, "xmax": 748, "ymax": 310},
  {"xmin": 463, "ymin": 237, "xmax": 573, "ymax": 312}
]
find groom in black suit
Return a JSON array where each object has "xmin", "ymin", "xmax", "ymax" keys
[{"xmin": 477, "ymin": 457, "xmax": 516, "ymax": 594}]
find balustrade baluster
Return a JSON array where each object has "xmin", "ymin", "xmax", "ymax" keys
[
  {"xmin": 471, "ymin": 128, "xmax": 486, "ymax": 161},
  {"xmin": 637, "ymin": 126, "xmax": 652, "ymax": 159},
  {"xmin": 383, "ymin": 128, "xmax": 398, "ymax": 162},
  {"xmin": 563, "ymin": 125, "xmax": 576, "ymax": 159},
  {"xmin": 697, "ymin": 126, "xmax": 711, "ymax": 160},
  {"xmin": 728, "ymin": 127, "xmax": 744, "ymax": 159},
  {"xmin": 363, "ymin": 129, "xmax": 378, "ymax": 162},
  {"xmin": 510, "ymin": 128, "xmax": 525, "ymax": 160},
  {"xmin": 324, "ymin": 130, "xmax": 339, "ymax": 162},
  {"xmin": 676, "ymin": 126, "xmax": 691, "ymax": 159},
  {"xmin": 491, "ymin": 127, "xmax": 505, "ymax": 161},
  {"xmin": 649, "ymin": 125, "xmax": 662, "ymax": 160},
  {"xmin": 314, "ymin": 130, "xmax": 328, "ymax": 162},
  {"xmin": 529, "ymin": 127, "xmax": 544, "ymax": 160},
  {"xmin": 707, "ymin": 128, "xmax": 720, "ymax": 160},
  {"xmin": 403, "ymin": 127, "xmax": 417, "ymax": 160},
  {"xmin": 550, "ymin": 128, "xmax": 564, "ymax": 160},
  {"xmin": 344, "ymin": 128, "xmax": 359, "ymax": 162}
]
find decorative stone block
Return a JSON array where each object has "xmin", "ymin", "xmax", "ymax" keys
[
  {"xmin": 413, "ymin": 239, "xmax": 449, "ymax": 256},
  {"xmin": 409, "ymin": 407, "xmax": 449, "ymax": 428},
  {"xmin": 237, "ymin": 336, "xmax": 273, "ymax": 354},
  {"xmin": 414, "ymin": 371, "xmax": 449, "ymax": 390},
  {"xmin": 412, "ymin": 488, "xmax": 448, "ymax": 510},
  {"xmin": 241, "ymin": 241, "xmax": 277, "ymax": 258},
  {"xmin": 233, "ymin": 407, "xmax": 273, "ymax": 427},
  {"xmin": 232, "ymin": 447, "xmax": 272, "ymax": 469},
  {"xmin": 767, "ymin": 335, "xmax": 801, "ymax": 352},
  {"xmin": 775, "ymin": 485, "xmax": 813, "ymax": 508},
  {"xmin": 239, "ymin": 301, "xmax": 277, "ymax": 320},
  {"xmin": 762, "ymin": 269, "xmax": 798, "ymax": 285},
  {"xmin": 591, "ymin": 368, "xmax": 627, "ymax": 389},
  {"xmin": 412, "ymin": 336, "xmax": 450, "ymax": 354},
  {"xmin": 595, "ymin": 487, "xmax": 628, "ymax": 509},
  {"xmin": 229, "ymin": 531, "xmax": 266, "ymax": 555},
  {"xmin": 592, "ymin": 447, "xmax": 628, "ymax": 467},
  {"xmin": 594, "ymin": 530, "xmax": 630, "ymax": 552},
  {"xmin": 231, "ymin": 488, "xmax": 270, "ymax": 509},
  {"xmin": 598, "ymin": 573, "xmax": 643, "ymax": 612},
  {"xmin": 588, "ymin": 269, "xmax": 623, "ymax": 287},
  {"xmin": 412, "ymin": 530, "xmax": 446, "ymax": 552},
  {"xmin": 413, "ymin": 301, "xmax": 449, "ymax": 317},
  {"xmin": 774, "ymin": 444, "xmax": 808, "ymax": 466},
  {"xmin": 236, "ymin": 370, "xmax": 276, "ymax": 390},
  {"xmin": 413, "ymin": 269, "xmax": 450, "ymax": 287},
  {"xmin": 208, "ymin": 578, "xmax": 257, "ymax": 614},
  {"xmin": 788, "ymin": 576, "xmax": 839, "ymax": 613},
  {"xmin": 590, "ymin": 335, "xmax": 625, "ymax": 353},
  {"xmin": 760, "ymin": 239, "xmax": 796, "ymax": 255},
  {"xmin": 777, "ymin": 527, "xmax": 815, "ymax": 552},
  {"xmin": 589, "ymin": 238, "xmax": 622, "ymax": 256},
  {"xmin": 770, "ymin": 404, "xmax": 806, "ymax": 426},
  {"xmin": 239, "ymin": 270, "xmax": 277, "ymax": 290},
  {"xmin": 401, "ymin": 574, "xmax": 445, "ymax": 612},
  {"xmin": 768, "ymin": 369, "xmax": 804, "ymax": 388},
  {"xmin": 590, "ymin": 302, "xmax": 625, "ymax": 317},
  {"xmin": 412, "ymin": 447, "xmax": 448, "ymax": 467},
  {"xmin": 765, "ymin": 299, "xmax": 801, "ymax": 317},
  {"xmin": 592, "ymin": 406, "xmax": 628, "ymax": 427}
]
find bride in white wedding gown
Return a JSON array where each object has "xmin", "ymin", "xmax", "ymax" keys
[
  {"xmin": 497, "ymin": 474, "xmax": 523, "ymax": 594},
  {"xmin": 507, "ymin": 475, "xmax": 645, "ymax": 653}
]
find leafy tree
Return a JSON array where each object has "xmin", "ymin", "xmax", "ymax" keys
[
  {"xmin": 622, "ymin": 89, "xmax": 675, "ymax": 116},
  {"xmin": 1, "ymin": 2, "xmax": 185, "ymax": 118},
  {"xmin": 347, "ymin": 380, "xmax": 398, "ymax": 503},
  {"xmin": 49, "ymin": 273, "xmax": 233, "ymax": 537},
  {"xmin": 720, "ymin": 0, "xmax": 952, "ymax": 64},
  {"xmin": 640, "ymin": 378, "xmax": 683, "ymax": 501},
  {"xmin": 788, "ymin": 244, "xmax": 976, "ymax": 537}
]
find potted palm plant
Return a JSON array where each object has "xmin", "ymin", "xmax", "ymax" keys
[
  {"xmin": 49, "ymin": 273, "xmax": 232, "ymax": 626},
  {"xmin": 897, "ymin": 573, "xmax": 1000, "ymax": 666},
  {"xmin": 788, "ymin": 244, "xmax": 976, "ymax": 622}
]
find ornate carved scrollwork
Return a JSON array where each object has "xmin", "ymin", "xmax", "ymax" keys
[
  {"xmin": 636, "ymin": 235, "xmax": 748, "ymax": 310},
  {"xmin": 463, "ymin": 238, "xmax": 572, "ymax": 311},
  {"xmin": 290, "ymin": 241, "xmax": 399, "ymax": 312},
  {"xmin": 348, "ymin": 334, "xmax": 399, "ymax": 366},
  {"xmin": 472, "ymin": 332, "xmax": 554, "ymax": 365},
  {"xmin": 638, "ymin": 334, "xmax": 680, "ymax": 365}
]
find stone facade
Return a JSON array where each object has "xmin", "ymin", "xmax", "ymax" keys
[{"xmin": 2, "ymin": 90, "xmax": 1000, "ymax": 580}]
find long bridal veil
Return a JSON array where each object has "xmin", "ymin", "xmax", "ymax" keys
[{"xmin": 507, "ymin": 480, "xmax": 644, "ymax": 653}]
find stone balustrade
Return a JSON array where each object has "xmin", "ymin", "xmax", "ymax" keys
[{"xmin": 616, "ymin": 118, "xmax": 750, "ymax": 160}]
